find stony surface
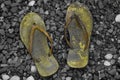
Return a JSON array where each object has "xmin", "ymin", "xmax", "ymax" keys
[{"xmin": 0, "ymin": 0, "xmax": 120, "ymax": 80}]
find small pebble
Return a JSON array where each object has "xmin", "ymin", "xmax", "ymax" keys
[
  {"xmin": 31, "ymin": 65, "xmax": 37, "ymax": 73},
  {"xmin": 26, "ymin": 76, "xmax": 35, "ymax": 80},
  {"xmin": 118, "ymin": 40, "xmax": 120, "ymax": 43},
  {"xmin": 10, "ymin": 75, "xmax": 20, "ymax": 80},
  {"xmin": 96, "ymin": 40, "xmax": 102, "ymax": 45},
  {"xmin": 43, "ymin": 0, "xmax": 48, "ymax": 4},
  {"xmin": 8, "ymin": 28, "xmax": 14, "ymax": 33},
  {"xmin": 2, "ymin": 74, "xmax": 10, "ymax": 80},
  {"xmin": 108, "ymin": 69, "xmax": 116, "ymax": 75},
  {"xmin": 66, "ymin": 77, "xmax": 72, "ymax": 80},
  {"xmin": 0, "ymin": 17, "xmax": 4, "ymax": 22},
  {"xmin": 0, "ymin": 29, "xmax": 5, "ymax": 35},
  {"xmin": 110, "ymin": 59, "xmax": 115, "ymax": 64},
  {"xmin": 45, "ymin": 11, "xmax": 49, "ymax": 15},
  {"xmin": 105, "ymin": 54, "xmax": 113, "ymax": 60},
  {"xmin": 104, "ymin": 61, "xmax": 111, "ymax": 66},
  {"xmin": 28, "ymin": 0, "xmax": 35, "ymax": 6},
  {"xmin": 115, "ymin": 14, "xmax": 120, "ymax": 22}
]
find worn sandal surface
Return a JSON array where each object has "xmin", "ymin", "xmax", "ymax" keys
[
  {"xmin": 65, "ymin": 2, "xmax": 93, "ymax": 68},
  {"xmin": 20, "ymin": 12, "xmax": 59, "ymax": 77}
]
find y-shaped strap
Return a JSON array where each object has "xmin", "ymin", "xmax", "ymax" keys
[
  {"xmin": 28, "ymin": 25, "xmax": 53, "ymax": 56},
  {"xmin": 65, "ymin": 13, "xmax": 89, "ymax": 51}
]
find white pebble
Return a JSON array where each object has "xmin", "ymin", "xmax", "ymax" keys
[
  {"xmin": 104, "ymin": 61, "xmax": 111, "ymax": 66},
  {"xmin": 2, "ymin": 74, "xmax": 10, "ymax": 80},
  {"xmin": 10, "ymin": 75, "xmax": 20, "ymax": 80},
  {"xmin": 31, "ymin": 65, "xmax": 37, "ymax": 73},
  {"xmin": 66, "ymin": 77, "xmax": 72, "ymax": 80},
  {"xmin": 115, "ymin": 14, "xmax": 120, "ymax": 22},
  {"xmin": 8, "ymin": 28, "xmax": 14, "ymax": 33},
  {"xmin": 28, "ymin": 1, "xmax": 35, "ymax": 6},
  {"xmin": 105, "ymin": 54, "xmax": 113, "ymax": 60},
  {"xmin": 45, "ymin": 11, "xmax": 49, "ymax": 15},
  {"xmin": 26, "ymin": 76, "xmax": 34, "ymax": 80}
]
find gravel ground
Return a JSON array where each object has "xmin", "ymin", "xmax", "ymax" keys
[{"xmin": 0, "ymin": 0, "xmax": 120, "ymax": 80}]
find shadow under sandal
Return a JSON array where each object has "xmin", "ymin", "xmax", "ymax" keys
[
  {"xmin": 20, "ymin": 12, "xmax": 59, "ymax": 77},
  {"xmin": 65, "ymin": 2, "xmax": 93, "ymax": 68}
]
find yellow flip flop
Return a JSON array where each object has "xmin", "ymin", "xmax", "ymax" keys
[
  {"xmin": 65, "ymin": 2, "xmax": 93, "ymax": 68},
  {"xmin": 20, "ymin": 12, "xmax": 59, "ymax": 77}
]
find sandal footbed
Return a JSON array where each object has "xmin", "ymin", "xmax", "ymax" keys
[
  {"xmin": 20, "ymin": 12, "xmax": 59, "ymax": 77},
  {"xmin": 66, "ymin": 2, "xmax": 93, "ymax": 68}
]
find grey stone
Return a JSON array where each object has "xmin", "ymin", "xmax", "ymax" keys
[
  {"xmin": 66, "ymin": 77, "xmax": 72, "ymax": 80},
  {"xmin": 99, "ymin": 73, "xmax": 105, "ymax": 79},
  {"xmin": 2, "ymin": 74, "xmax": 10, "ymax": 80},
  {"xmin": 26, "ymin": 76, "xmax": 35, "ymax": 80},
  {"xmin": 11, "ymin": 7, "xmax": 18, "ymax": 13},
  {"xmin": 98, "ymin": 1, "xmax": 104, "ymax": 9},
  {"xmin": 10, "ymin": 75, "xmax": 20, "ymax": 80},
  {"xmin": 28, "ymin": 0, "xmax": 35, "ymax": 6},
  {"xmin": 94, "ymin": 75, "xmax": 98, "ymax": 80},
  {"xmin": 104, "ymin": 61, "xmax": 111, "ymax": 66},
  {"xmin": 105, "ymin": 54, "xmax": 113, "ymax": 60},
  {"xmin": 110, "ymin": 59, "xmax": 115, "ymax": 64},
  {"xmin": 43, "ymin": 0, "xmax": 48, "ymax": 4},
  {"xmin": 115, "ymin": 14, "xmax": 120, "ymax": 22},
  {"xmin": 7, "ymin": 38, "xmax": 12, "ymax": 44},
  {"xmin": 45, "ymin": 11, "xmax": 49, "ymax": 15},
  {"xmin": 96, "ymin": 40, "xmax": 102, "ymax": 45},
  {"xmin": 4, "ymin": 1, "xmax": 11, "ymax": 5},
  {"xmin": 39, "ymin": 8, "xmax": 44, "ymax": 14},
  {"xmin": 8, "ymin": 28, "xmax": 14, "ymax": 33},
  {"xmin": 0, "ymin": 29, "xmax": 5, "ymax": 35},
  {"xmin": 1, "ymin": 3, "xmax": 5, "ymax": 8},
  {"xmin": 0, "ymin": 17, "xmax": 4, "ymax": 22},
  {"xmin": 108, "ymin": 69, "xmax": 116, "ymax": 75},
  {"xmin": 51, "ymin": 26, "xmax": 57, "ymax": 31}
]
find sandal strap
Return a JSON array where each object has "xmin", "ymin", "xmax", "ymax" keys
[
  {"xmin": 65, "ymin": 13, "xmax": 89, "ymax": 51},
  {"xmin": 29, "ymin": 25, "xmax": 53, "ymax": 56}
]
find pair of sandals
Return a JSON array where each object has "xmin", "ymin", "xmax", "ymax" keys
[{"xmin": 20, "ymin": 2, "xmax": 93, "ymax": 77}]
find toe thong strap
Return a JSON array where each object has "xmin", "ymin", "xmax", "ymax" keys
[
  {"xmin": 65, "ymin": 13, "xmax": 89, "ymax": 51},
  {"xmin": 29, "ymin": 25, "xmax": 53, "ymax": 56}
]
